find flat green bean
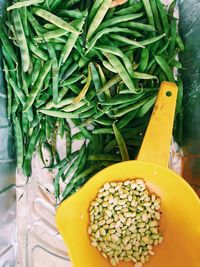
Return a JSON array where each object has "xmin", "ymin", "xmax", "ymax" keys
[
  {"xmin": 155, "ymin": 55, "xmax": 174, "ymax": 82},
  {"xmin": 7, "ymin": 0, "xmax": 44, "ymax": 11},
  {"xmin": 24, "ymin": 59, "xmax": 53, "ymax": 111},
  {"xmin": 104, "ymin": 53, "xmax": 136, "ymax": 93},
  {"xmin": 32, "ymin": 7, "xmax": 80, "ymax": 34},
  {"xmin": 12, "ymin": 9, "xmax": 30, "ymax": 72},
  {"xmin": 142, "ymin": 0, "xmax": 155, "ymax": 26},
  {"xmin": 13, "ymin": 116, "xmax": 24, "ymax": 168},
  {"xmin": 86, "ymin": 0, "xmax": 112, "ymax": 40},
  {"xmin": 113, "ymin": 124, "xmax": 129, "ymax": 161},
  {"xmin": 60, "ymin": 14, "xmax": 86, "ymax": 64},
  {"xmin": 23, "ymin": 126, "xmax": 40, "ymax": 177}
]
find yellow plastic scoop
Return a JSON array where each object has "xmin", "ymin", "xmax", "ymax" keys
[{"xmin": 56, "ymin": 82, "xmax": 200, "ymax": 267}]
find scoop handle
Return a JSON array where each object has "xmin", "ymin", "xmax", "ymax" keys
[{"xmin": 138, "ymin": 81, "xmax": 178, "ymax": 168}]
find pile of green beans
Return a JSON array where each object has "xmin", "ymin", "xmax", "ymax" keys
[{"xmin": 0, "ymin": 0, "xmax": 184, "ymax": 201}]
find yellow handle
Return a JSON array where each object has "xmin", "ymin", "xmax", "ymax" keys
[{"xmin": 138, "ymin": 81, "xmax": 178, "ymax": 168}]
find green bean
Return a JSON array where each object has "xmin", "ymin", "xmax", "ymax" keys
[
  {"xmin": 21, "ymin": 112, "xmax": 29, "ymax": 135},
  {"xmin": 113, "ymin": 123, "xmax": 129, "ymax": 161},
  {"xmin": 119, "ymin": 22, "xmax": 155, "ymax": 32},
  {"xmin": 157, "ymin": 39, "xmax": 170, "ymax": 55},
  {"xmin": 56, "ymin": 9, "xmax": 83, "ymax": 19},
  {"xmin": 41, "ymin": 106, "xmax": 95, "ymax": 119},
  {"xmin": 176, "ymin": 78, "xmax": 183, "ymax": 115},
  {"xmin": 96, "ymin": 63, "xmax": 111, "ymax": 99},
  {"xmin": 97, "ymin": 75, "xmax": 121, "ymax": 95},
  {"xmin": 12, "ymin": 9, "xmax": 30, "ymax": 72},
  {"xmin": 94, "ymin": 116, "xmax": 113, "ymax": 126},
  {"xmin": 62, "ymin": 62, "xmax": 79, "ymax": 80},
  {"xmin": 28, "ymin": 41, "xmax": 48, "ymax": 61},
  {"xmin": 155, "ymin": 55, "xmax": 174, "ymax": 82},
  {"xmin": 87, "ymin": 27, "xmax": 138, "ymax": 53},
  {"xmin": 133, "ymin": 71, "xmax": 157, "ymax": 80},
  {"xmin": 101, "ymin": 37, "xmax": 136, "ymax": 78},
  {"xmin": 43, "ymin": 23, "xmax": 57, "ymax": 30},
  {"xmin": 123, "ymin": 124, "xmax": 147, "ymax": 139},
  {"xmin": 92, "ymin": 128, "xmax": 113, "ymax": 135},
  {"xmin": 44, "ymin": 87, "xmax": 69, "ymax": 109},
  {"xmin": 0, "ymin": 18, "xmax": 17, "ymax": 63},
  {"xmin": 176, "ymin": 34, "xmax": 184, "ymax": 51},
  {"xmin": 65, "ymin": 0, "xmax": 81, "ymax": 8},
  {"xmin": 34, "ymin": 88, "xmax": 51, "ymax": 108},
  {"xmin": 87, "ymin": 0, "xmax": 112, "ymax": 40},
  {"xmin": 49, "ymin": 0, "xmax": 62, "ymax": 10},
  {"xmin": 32, "ymin": 8, "xmax": 80, "ymax": 34},
  {"xmin": 62, "ymin": 164, "xmax": 97, "ymax": 199},
  {"xmin": 61, "ymin": 101, "xmax": 86, "ymax": 112},
  {"xmin": 156, "ymin": 0, "xmax": 169, "ymax": 34},
  {"xmin": 117, "ymin": 109, "xmax": 138, "ymax": 129},
  {"xmin": 72, "ymin": 132, "xmax": 85, "ymax": 141},
  {"xmin": 34, "ymin": 29, "xmax": 68, "ymax": 42},
  {"xmin": 81, "ymin": 106, "xmax": 110, "ymax": 126},
  {"xmin": 142, "ymin": 0, "xmax": 154, "ymax": 26},
  {"xmin": 150, "ymin": 0, "xmax": 162, "ymax": 33},
  {"xmin": 47, "ymin": 45, "xmax": 59, "ymax": 103},
  {"xmin": 168, "ymin": 0, "xmax": 176, "ymax": 19},
  {"xmin": 54, "ymin": 162, "xmax": 67, "ymax": 198},
  {"xmin": 24, "ymin": 59, "xmax": 52, "ymax": 111},
  {"xmin": 13, "ymin": 116, "xmax": 24, "ymax": 168},
  {"xmin": 3, "ymin": 61, "xmax": 12, "ymax": 119},
  {"xmin": 60, "ymin": 15, "xmax": 87, "ymax": 64},
  {"xmin": 137, "ymin": 96, "xmax": 156, "ymax": 117},
  {"xmin": 159, "ymin": 71, "xmax": 167, "ymax": 82},
  {"xmin": 79, "ymin": 126, "xmax": 93, "ymax": 140},
  {"xmin": 45, "ymin": 116, "xmax": 56, "ymax": 140},
  {"xmin": 98, "ymin": 13, "xmax": 144, "ymax": 31},
  {"xmin": 170, "ymin": 59, "xmax": 182, "ymax": 69},
  {"xmin": 20, "ymin": 7, "xmax": 29, "ymax": 37},
  {"xmin": 138, "ymin": 48, "xmax": 149, "ymax": 72},
  {"xmin": 102, "ymin": 92, "xmax": 145, "ymax": 106},
  {"xmin": 73, "ymin": 65, "xmax": 92, "ymax": 102},
  {"xmin": 68, "ymin": 84, "xmax": 81, "ymax": 95},
  {"xmin": 9, "ymin": 79, "xmax": 26, "ymax": 105},
  {"xmin": 39, "ymin": 109, "xmax": 80, "ymax": 118},
  {"xmin": 12, "ymin": 97, "xmax": 20, "ymax": 115},
  {"xmin": 48, "ymin": 97, "xmax": 74, "ymax": 109},
  {"xmin": 40, "ymin": 36, "xmax": 67, "ymax": 44},
  {"xmin": 41, "ymin": 141, "xmax": 54, "ymax": 167},
  {"xmin": 140, "ymin": 33, "xmax": 166, "ymax": 46},
  {"xmin": 104, "ymin": 53, "xmax": 136, "ymax": 93},
  {"xmin": 88, "ymin": 0, "xmax": 103, "ymax": 23},
  {"xmin": 31, "ymin": 58, "xmax": 42, "ymax": 85},
  {"xmin": 102, "ymin": 60, "xmax": 117, "ymax": 73},
  {"xmin": 78, "ymin": 107, "xmax": 96, "ymax": 119},
  {"xmin": 112, "ymin": 94, "xmax": 156, "ymax": 118},
  {"xmin": 64, "ymin": 143, "xmax": 86, "ymax": 182},
  {"xmin": 43, "ymin": 71, "xmax": 51, "ymax": 89},
  {"xmin": 88, "ymin": 154, "xmax": 121, "ymax": 162},
  {"xmin": 23, "ymin": 126, "xmax": 40, "ymax": 177},
  {"xmin": 61, "ymin": 75, "xmax": 83, "ymax": 87},
  {"xmin": 109, "ymin": 33, "xmax": 144, "ymax": 48},
  {"xmin": 1, "ymin": 47, "xmax": 17, "ymax": 82},
  {"xmin": 7, "ymin": 0, "xmax": 44, "ymax": 11},
  {"xmin": 168, "ymin": 19, "xmax": 177, "ymax": 57},
  {"xmin": 115, "ymin": 1, "xmax": 143, "ymax": 16}
]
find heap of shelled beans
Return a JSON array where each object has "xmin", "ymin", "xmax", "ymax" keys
[{"xmin": 88, "ymin": 179, "xmax": 163, "ymax": 266}]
